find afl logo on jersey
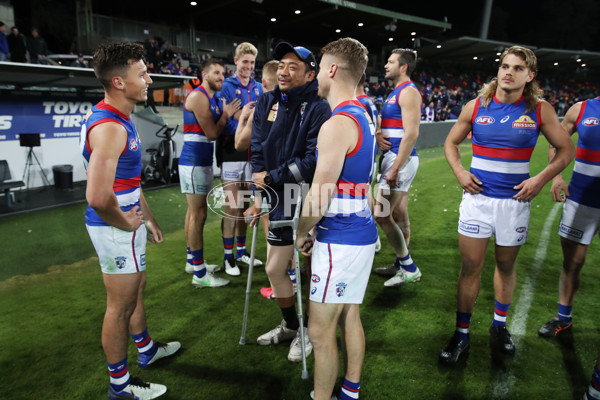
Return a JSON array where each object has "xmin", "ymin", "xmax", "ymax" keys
[
  {"xmin": 475, "ymin": 116, "xmax": 495, "ymax": 125},
  {"xmin": 129, "ymin": 138, "xmax": 139, "ymax": 151},
  {"xmin": 512, "ymin": 115, "xmax": 537, "ymax": 129},
  {"xmin": 582, "ymin": 117, "xmax": 600, "ymax": 127}
]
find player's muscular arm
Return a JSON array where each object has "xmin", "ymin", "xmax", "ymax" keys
[
  {"xmin": 386, "ymin": 87, "xmax": 421, "ymax": 188},
  {"xmin": 235, "ymin": 103, "xmax": 255, "ymax": 151},
  {"xmin": 514, "ymin": 101, "xmax": 575, "ymax": 201},
  {"xmin": 444, "ymin": 100, "xmax": 483, "ymax": 194},
  {"xmin": 548, "ymin": 102, "xmax": 579, "ymax": 202},
  {"xmin": 86, "ymin": 122, "xmax": 144, "ymax": 231}
]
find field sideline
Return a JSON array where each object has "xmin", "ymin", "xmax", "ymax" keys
[{"xmin": 1, "ymin": 141, "xmax": 599, "ymax": 400}]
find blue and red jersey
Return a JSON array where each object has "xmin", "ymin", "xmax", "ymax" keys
[
  {"xmin": 219, "ymin": 73, "xmax": 263, "ymax": 137},
  {"xmin": 469, "ymin": 95, "xmax": 542, "ymax": 199},
  {"xmin": 380, "ymin": 81, "xmax": 421, "ymax": 156},
  {"xmin": 316, "ymin": 100, "xmax": 378, "ymax": 245},
  {"xmin": 180, "ymin": 85, "xmax": 222, "ymax": 167},
  {"xmin": 357, "ymin": 94, "xmax": 379, "ymax": 124},
  {"xmin": 80, "ymin": 100, "xmax": 141, "ymax": 226},
  {"xmin": 568, "ymin": 97, "xmax": 600, "ymax": 208}
]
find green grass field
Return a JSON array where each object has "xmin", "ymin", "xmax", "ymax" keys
[{"xmin": 1, "ymin": 141, "xmax": 599, "ymax": 400}]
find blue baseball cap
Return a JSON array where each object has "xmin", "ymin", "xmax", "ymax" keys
[{"xmin": 274, "ymin": 42, "xmax": 317, "ymax": 72}]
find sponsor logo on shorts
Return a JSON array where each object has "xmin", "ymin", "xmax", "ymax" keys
[
  {"xmin": 129, "ymin": 138, "xmax": 139, "ymax": 151},
  {"xmin": 475, "ymin": 116, "xmax": 495, "ymax": 125},
  {"xmin": 512, "ymin": 115, "xmax": 537, "ymax": 129},
  {"xmin": 311, "ymin": 287, "xmax": 317, "ymax": 295},
  {"xmin": 336, "ymin": 282, "xmax": 347, "ymax": 297},
  {"xmin": 517, "ymin": 235, "xmax": 525, "ymax": 243},
  {"xmin": 140, "ymin": 254, "xmax": 146, "ymax": 267},
  {"xmin": 500, "ymin": 115, "xmax": 510, "ymax": 123},
  {"xmin": 115, "ymin": 256, "xmax": 127, "ymax": 269},
  {"xmin": 311, "ymin": 274, "xmax": 321, "ymax": 283},
  {"xmin": 459, "ymin": 220, "xmax": 479, "ymax": 234},
  {"xmin": 582, "ymin": 117, "xmax": 600, "ymax": 127},
  {"xmin": 515, "ymin": 226, "xmax": 527, "ymax": 233},
  {"xmin": 559, "ymin": 223, "xmax": 584, "ymax": 239}
]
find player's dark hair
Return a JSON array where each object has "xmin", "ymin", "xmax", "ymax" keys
[
  {"xmin": 391, "ymin": 48, "xmax": 417, "ymax": 76},
  {"xmin": 201, "ymin": 58, "xmax": 224, "ymax": 73},
  {"xmin": 93, "ymin": 42, "xmax": 146, "ymax": 90}
]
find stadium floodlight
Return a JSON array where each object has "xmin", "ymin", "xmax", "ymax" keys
[
  {"xmin": 336, "ymin": 29, "xmax": 341, "ymax": 33},
  {"xmin": 295, "ymin": 10, "xmax": 301, "ymax": 14},
  {"xmin": 358, "ymin": 22, "xmax": 364, "ymax": 27}
]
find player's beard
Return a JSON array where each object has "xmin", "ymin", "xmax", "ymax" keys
[{"xmin": 207, "ymin": 79, "xmax": 222, "ymax": 92}]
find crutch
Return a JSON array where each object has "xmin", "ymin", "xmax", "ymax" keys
[
  {"xmin": 269, "ymin": 188, "xmax": 309, "ymax": 380},
  {"xmin": 239, "ymin": 213, "xmax": 260, "ymax": 345}
]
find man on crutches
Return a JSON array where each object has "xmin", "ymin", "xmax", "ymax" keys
[
  {"xmin": 296, "ymin": 38, "xmax": 377, "ymax": 400},
  {"xmin": 246, "ymin": 41, "xmax": 331, "ymax": 362}
]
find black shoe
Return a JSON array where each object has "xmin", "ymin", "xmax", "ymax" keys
[
  {"xmin": 489, "ymin": 325, "xmax": 515, "ymax": 355},
  {"xmin": 439, "ymin": 334, "xmax": 470, "ymax": 364},
  {"xmin": 538, "ymin": 317, "xmax": 572, "ymax": 337}
]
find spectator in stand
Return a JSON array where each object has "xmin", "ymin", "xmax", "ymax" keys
[
  {"xmin": 7, "ymin": 26, "xmax": 27, "ymax": 62},
  {"xmin": 0, "ymin": 22, "xmax": 8, "ymax": 62},
  {"xmin": 27, "ymin": 28, "xmax": 48, "ymax": 64},
  {"xmin": 424, "ymin": 101, "xmax": 435, "ymax": 122},
  {"xmin": 71, "ymin": 53, "xmax": 89, "ymax": 68}
]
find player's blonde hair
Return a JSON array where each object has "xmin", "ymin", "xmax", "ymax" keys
[
  {"xmin": 235, "ymin": 42, "xmax": 258, "ymax": 59},
  {"xmin": 261, "ymin": 60, "xmax": 279, "ymax": 90},
  {"xmin": 479, "ymin": 45, "xmax": 543, "ymax": 113},
  {"xmin": 320, "ymin": 37, "xmax": 368, "ymax": 86}
]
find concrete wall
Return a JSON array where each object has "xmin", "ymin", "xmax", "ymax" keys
[{"xmin": 416, "ymin": 120, "xmax": 455, "ymax": 149}]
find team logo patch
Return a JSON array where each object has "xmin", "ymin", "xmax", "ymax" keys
[
  {"xmin": 140, "ymin": 254, "xmax": 146, "ymax": 267},
  {"xmin": 129, "ymin": 138, "xmax": 138, "ymax": 151},
  {"xmin": 582, "ymin": 117, "xmax": 600, "ymax": 127},
  {"xmin": 459, "ymin": 220, "xmax": 480, "ymax": 234},
  {"xmin": 115, "ymin": 256, "xmax": 127, "ymax": 269},
  {"xmin": 515, "ymin": 226, "xmax": 527, "ymax": 233},
  {"xmin": 311, "ymin": 274, "xmax": 320, "ymax": 283},
  {"xmin": 559, "ymin": 223, "xmax": 584, "ymax": 239},
  {"xmin": 475, "ymin": 116, "xmax": 495, "ymax": 125},
  {"xmin": 512, "ymin": 115, "xmax": 537, "ymax": 129},
  {"xmin": 336, "ymin": 282, "xmax": 347, "ymax": 297},
  {"xmin": 235, "ymin": 89, "xmax": 241, "ymax": 95},
  {"xmin": 501, "ymin": 115, "xmax": 510, "ymax": 123},
  {"xmin": 268, "ymin": 103, "xmax": 279, "ymax": 122}
]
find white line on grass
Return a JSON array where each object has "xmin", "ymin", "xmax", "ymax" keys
[{"xmin": 491, "ymin": 203, "xmax": 562, "ymax": 399}]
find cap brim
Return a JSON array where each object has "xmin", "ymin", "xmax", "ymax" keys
[{"xmin": 274, "ymin": 42, "xmax": 298, "ymax": 61}]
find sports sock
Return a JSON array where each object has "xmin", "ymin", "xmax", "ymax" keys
[
  {"xmin": 492, "ymin": 300, "xmax": 510, "ymax": 327},
  {"xmin": 455, "ymin": 311, "xmax": 471, "ymax": 341},
  {"xmin": 191, "ymin": 249, "xmax": 206, "ymax": 278},
  {"xmin": 236, "ymin": 236, "xmax": 246, "ymax": 258},
  {"xmin": 223, "ymin": 236, "xmax": 234, "ymax": 260},
  {"xmin": 280, "ymin": 305, "xmax": 300, "ymax": 331},
  {"xmin": 131, "ymin": 327, "xmax": 157, "ymax": 357},
  {"xmin": 585, "ymin": 365, "xmax": 600, "ymax": 399},
  {"xmin": 186, "ymin": 246, "xmax": 192, "ymax": 264},
  {"xmin": 557, "ymin": 303, "xmax": 572, "ymax": 323},
  {"xmin": 107, "ymin": 357, "xmax": 130, "ymax": 392},
  {"xmin": 339, "ymin": 378, "xmax": 360, "ymax": 400},
  {"xmin": 396, "ymin": 253, "xmax": 417, "ymax": 273}
]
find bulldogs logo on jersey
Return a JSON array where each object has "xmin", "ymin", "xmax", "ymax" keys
[
  {"xmin": 512, "ymin": 115, "xmax": 537, "ymax": 129},
  {"xmin": 336, "ymin": 282, "xmax": 347, "ymax": 297},
  {"xmin": 582, "ymin": 117, "xmax": 600, "ymax": 127},
  {"xmin": 475, "ymin": 116, "xmax": 495, "ymax": 125},
  {"xmin": 129, "ymin": 138, "xmax": 139, "ymax": 151},
  {"xmin": 386, "ymin": 95, "xmax": 397, "ymax": 105}
]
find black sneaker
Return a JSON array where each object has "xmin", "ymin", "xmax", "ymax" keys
[
  {"xmin": 489, "ymin": 325, "xmax": 515, "ymax": 355},
  {"xmin": 538, "ymin": 317, "xmax": 572, "ymax": 337},
  {"xmin": 439, "ymin": 334, "xmax": 470, "ymax": 364}
]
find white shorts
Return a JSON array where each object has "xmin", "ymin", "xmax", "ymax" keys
[
  {"xmin": 86, "ymin": 224, "xmax": 147, "ymax": 274},
  {"xmin": 558, "ymin": 199, "xmax": 600, "ymax": 245},
  {"xmin": 221, "ymin": 161, "xmax": 252, "ymax": 182},
  {"xmin": 378, "ymin": 152, "xmax": 419, "ymax": 192},
  {"xmin": 179, "ymin": 165, "xmax": 214, "ymax": 195},
  {"xmin": 310, "ymin": 240, "xmax": 376, "ymax": 304},
  {"xmin": 458, "ymin": 193, "xmax": 530, "ymax": 246}
]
